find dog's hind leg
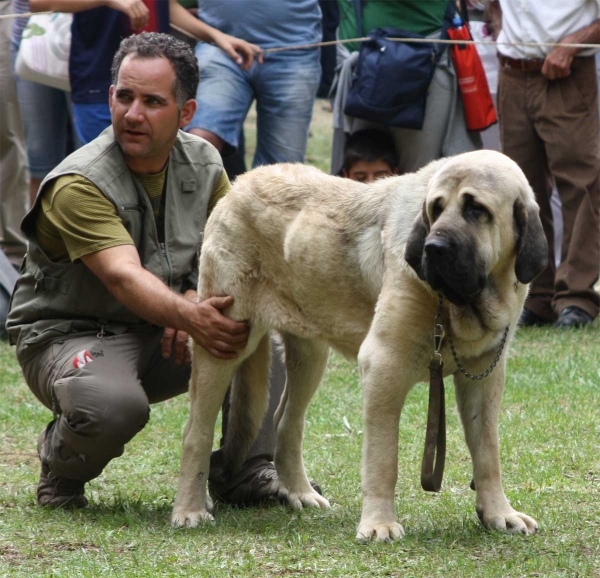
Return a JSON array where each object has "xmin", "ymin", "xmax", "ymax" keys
[
  {"xmin": 171, "ymin": 346, "xmax": 239, "ymax": 528},
  {"xmin": 274, "ymin": 335, "xmax": 331, "ymax": 511},
  {"xmin": 221, "ymin": 331, "xmax": 271, "ymax": 476}
]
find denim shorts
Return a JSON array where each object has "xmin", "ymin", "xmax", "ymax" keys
[
  {"xmin": 187, "ymin": 44, "xmax": 321, "ymax": 167},
  {"xmin": 10, "ymin": 45, "xmax": 78, "ymax": 180}
]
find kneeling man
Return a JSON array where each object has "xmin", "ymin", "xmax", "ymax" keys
[{"xmin": 7, "ymin": 33, "xmax": 300, "ymax": 509}]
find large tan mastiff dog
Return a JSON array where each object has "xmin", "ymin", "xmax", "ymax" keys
[{"xmin": 172, "ymin": 150, "xmax": 547, "ymax": 541}]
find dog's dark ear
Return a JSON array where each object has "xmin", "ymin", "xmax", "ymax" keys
[
  {"xmin": 405, "ymin": 202, "xmax": 430, "ymax": 280},
  {"xmin": 513, "ymin": 200, "xmax": 549, "ymax": 284}
]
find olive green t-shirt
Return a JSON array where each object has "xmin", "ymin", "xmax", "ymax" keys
[
  {"xmin": 338, "ymin": 0, "xmax": 448, "ymax": 52},
  {"xmin": 35, "ymin": 168, "xmax": 230, "ymax": 263}
]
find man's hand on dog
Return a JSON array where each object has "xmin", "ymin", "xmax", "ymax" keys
[{"xmin": 162, "ymin": 294, "xmax": 249, "ymax": 363}]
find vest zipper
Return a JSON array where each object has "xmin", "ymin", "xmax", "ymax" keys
[{"xmin": 160, "ymin": 242, "xmax": 172, "ymax": 287}]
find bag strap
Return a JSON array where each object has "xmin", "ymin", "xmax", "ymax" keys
[
  {"xmin": 352, "ymin": 0, "xmax": 363, "ymax": 37},
  {"xmin": 440, "ymin": 0, "xmax": 472, "ymax": 48},
  {"xmin": 459, "ymin": 0, "xmax": 470, "ymax": 24}
]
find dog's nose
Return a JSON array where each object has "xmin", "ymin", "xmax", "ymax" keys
[{"xmin": 424, "ymin": 237, "xmax": 450, "ymax": 257}]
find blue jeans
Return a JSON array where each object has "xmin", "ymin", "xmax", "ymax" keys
[
  {"xmin": 10, "ymin": 45, "xmax": 78, "ymax": 179},
  {"xmin": 187, "ymin": 44, "xmax": 321, "ymax": 167},
  {"xmin": 72, "ymin": 102, "xmax": 112, "ymax": 145}
]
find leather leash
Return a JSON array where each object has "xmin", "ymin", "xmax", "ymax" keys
[
  {"xmin": 420, "ymin": 293, "xmax": 510, "ymax": 493},
  {"xmin": 421, "ymin": 308, "xmax": 446, "ymax": 492}
]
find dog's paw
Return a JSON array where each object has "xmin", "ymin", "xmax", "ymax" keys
[
  {"xmin": 171, "ymin": 509, "xmax": 215, "ymax": 528},
  {"xmin": 356, "ymin": 521, "xmax": 405, "ymax": 543},
  {"xmin": 478, "ymin": 507, "xmax": 538, "ymax": 535},
  {"xmin": 286, "ymin": 490, "xmax": 330, "ymax": 512}
]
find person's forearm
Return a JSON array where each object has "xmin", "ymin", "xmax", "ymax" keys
[
  {"xmin": 562, "ymin": 19, "xmax": 600, "ymax": 54},
  {"xmin": 168, "ymin": 0, "xmax": 221, "ymax": 43},
  {"xmin": 82, "ymin": 245, "xmax": 246, "ymax": 358},
  {"xmin": 30, "ymin": 0, "xmax": 109, "ymax": 13},
  {"xmin": 105, "ymin": 264, "xmax": 197, "ymax": 333}
]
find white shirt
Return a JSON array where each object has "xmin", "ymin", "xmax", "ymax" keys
[{"xmin": 497, "ymin": 0, "xmax": 600, "ymax": 59}]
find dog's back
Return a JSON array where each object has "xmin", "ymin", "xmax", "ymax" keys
[{"xmin": 199, "ymin": 164, "xmax": 392, "ymax": 350}]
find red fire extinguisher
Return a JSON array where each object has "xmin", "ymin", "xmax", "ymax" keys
[{"xmin": 447, "ymin": 15, "xmax": 497, "ymax": 131}]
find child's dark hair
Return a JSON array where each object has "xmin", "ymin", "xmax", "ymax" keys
[{"xmin": 342, "ymin": 129, "xmax": 399, "ymax": 173}]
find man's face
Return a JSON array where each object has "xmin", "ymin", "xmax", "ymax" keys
[{"xmin": 109, "ymin": 55, "xmax": 196, "ymax": 173}]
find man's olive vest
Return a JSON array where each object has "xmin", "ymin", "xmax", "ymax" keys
[{"xmin": 7, "ymin": 127, "xmax": 222, "ymax": 358}]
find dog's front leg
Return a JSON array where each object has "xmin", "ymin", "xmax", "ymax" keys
[
  {"xmin": 454, "ymin": 366, "xmax": 538, "ymax": 535},
  {"xmin": 356, "ymin": 334, "xmax": 412, "ymax": 543}
]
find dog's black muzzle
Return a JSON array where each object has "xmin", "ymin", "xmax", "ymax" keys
[{"xmin": 421, "ymin": 232, "xmax": 486, "ymax": 306}]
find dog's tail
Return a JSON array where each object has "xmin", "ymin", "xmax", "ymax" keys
[{"xmin": 222, "ymin": 333, "xmax": 272, "ymax": 475}]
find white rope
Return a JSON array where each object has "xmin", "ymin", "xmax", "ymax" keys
[
  {"xmin": 260, "ymin": 36, "xmax": 600, "ymax": 54},
  {"xmin": 171, "ymin": 23, "xmax": 600, "ymax": 53},
  {"xmin": 4, "ymin": 12, "xmax": 599, "ymax": 53},
  {"xmin": 0, "ymin": 10, "xmax": 52, "ymax": 20}
]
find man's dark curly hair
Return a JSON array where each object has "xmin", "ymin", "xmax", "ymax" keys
[{"xmin": 111, "ymin": 32, "xmax": 199, "ymax": 108}]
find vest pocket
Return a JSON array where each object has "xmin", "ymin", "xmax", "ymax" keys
[
  {"xmin": 120, "ymin": 204, "xmax": 144, "ymax": 246},
  {"xmin": 23, "ymin": 322, "xmax": 74, "ymax": 347}
]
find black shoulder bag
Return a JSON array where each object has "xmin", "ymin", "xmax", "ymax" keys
[{"xmin": 344, "ymin": 1, "xmax": 454, "ymax": 130}]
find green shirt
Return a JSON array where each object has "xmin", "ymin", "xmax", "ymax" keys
[
  {"xmin": 36, "ymin": 169, "xmax": 231, "ymax": 263},
  {"xmin": 338, "ymin": 0, "xmax": 448, "ymax": 52}
]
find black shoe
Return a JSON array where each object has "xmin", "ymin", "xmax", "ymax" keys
[
  {"xmin": 518, "ymin": 307, "xmax": 552, "ymax": 327},
  {"xmin": 554, "ymin": 306, "xmax": 593, "ymax": 328},
  {"xmin": 37, "ymin": 429, "xmax": 88, "ymax": 509},
  {"xmin": 209, "ymin": 457, "xmax": 322, "ymax": 506}
]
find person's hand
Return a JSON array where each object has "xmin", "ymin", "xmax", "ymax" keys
[
  {"xmin": 213, "ymin": 31, "xmax": 263, "ymax": 70},
  {"xmin": 108, "ymin": 0, "xmax": 149, "ymax": 30},
  {"xmin": 161, "ymin": 290, "xmax": 197, "ymax": 365},
  {"xmin": 542, "ymin": 44, "xmax": 576, "ymax": 80},
  {"xmin": 161, "ymin": 326, "xmax": 193, "ymax": 365},
  {"xmin": 188, "ymin": 295, "xmax": 250, "ymax": 359}
]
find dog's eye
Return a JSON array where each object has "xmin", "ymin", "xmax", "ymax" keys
[
  {"xmin": 431, "ymin": 199, "xmax": 444, "ymax": 221},
  {"xmin": 463, "ymin": 195, "xmax": 491, "ymax": 223}
]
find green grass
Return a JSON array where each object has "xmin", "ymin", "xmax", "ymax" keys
[
  {"xmin": 2, "ymin": 326, "xmax": 599, "ymax": 577},
  {"xmin": 1, "ymin": 101, "xmax": 599, "ymax": 577}
]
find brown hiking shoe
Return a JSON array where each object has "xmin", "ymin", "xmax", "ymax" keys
[
  {"xmin": 209, "ymin": 457, "xmax": 322, "ymax": 506},
  {"xmin": 37, "ymin": 429, "xmax": 88, "ymax": 509}
]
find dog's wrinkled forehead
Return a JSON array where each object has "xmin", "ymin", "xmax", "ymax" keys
[{"xmin": 427, "ymin": 151, "xmax": 532, "ymax": 206}]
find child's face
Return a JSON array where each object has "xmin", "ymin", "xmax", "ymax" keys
[{"xmin": 344, "ymin": 160, "xmax": 396, "ymax": 183}]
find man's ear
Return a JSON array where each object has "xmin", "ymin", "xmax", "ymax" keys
[
  {"xmin": 513, "ymin": 199, "xmax": 549, "ymax": 284},
  {"xmin": 108, "ymin": 85, "xmax": 115, "ymax": 113},
  {"xmin": 404, "ymin": 201, "xmax": 429, "ymax": 280},
  {"xmin": 179, "ymin": 98, "xmax": 197, "ymax": 128}
]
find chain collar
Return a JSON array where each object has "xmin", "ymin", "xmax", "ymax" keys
[{"xmin": 433, "ymin": 293, "xmax": 509, "ymax": 381}]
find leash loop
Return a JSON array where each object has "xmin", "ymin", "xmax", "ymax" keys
[{"xmin": 432, "ymin": 318, "xmax": 445, "ymax": 361}]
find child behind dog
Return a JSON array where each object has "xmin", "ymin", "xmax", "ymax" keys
[{"xmin": 342, "ymin": 129, "xmax": 399, "ymax": 183}]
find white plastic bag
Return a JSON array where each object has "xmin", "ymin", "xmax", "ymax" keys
[
  {"xmin": 469, "ymin": 20, "xmax": 498, "ymax": 95},
  {"xmin": 15, "ymin": 13, "xmax": 72, "ymax": 91}
]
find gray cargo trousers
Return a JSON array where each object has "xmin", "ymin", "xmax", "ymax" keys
[{"xmin": 19, "ymin": 329, "xmax": 283, "ymax": 482}]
